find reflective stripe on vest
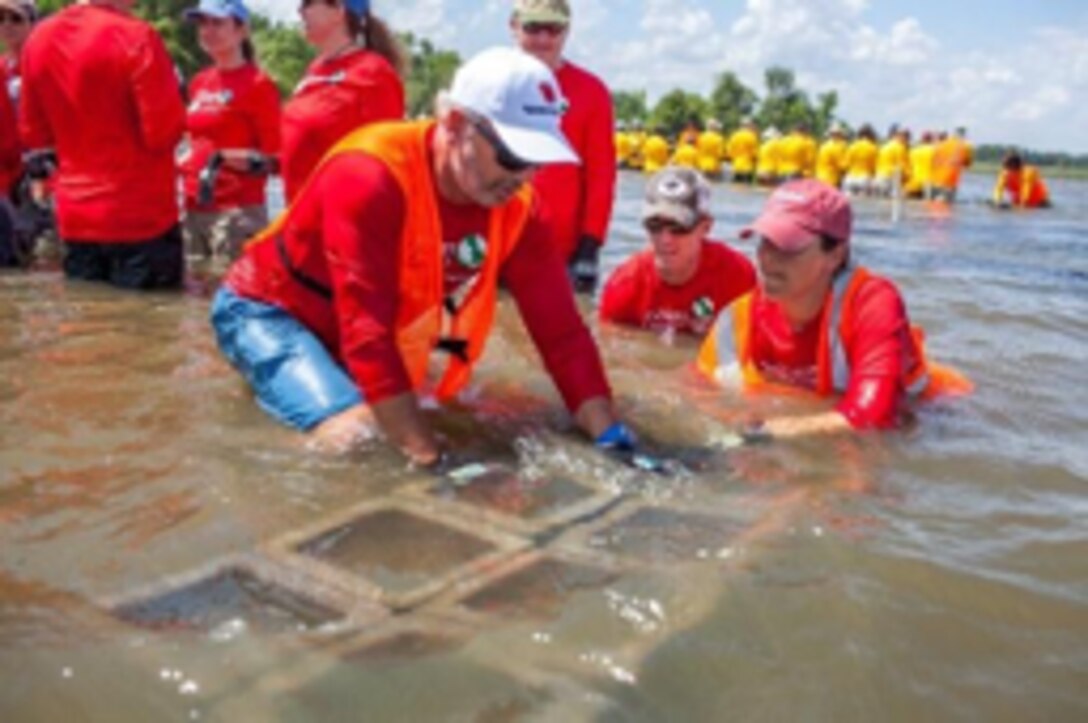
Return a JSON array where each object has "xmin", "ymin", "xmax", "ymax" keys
[{"xmin": 702, "ymin": 265, "xmax": 930, "ymax": 399}]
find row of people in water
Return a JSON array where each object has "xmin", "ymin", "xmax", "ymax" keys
[
  {"xmin": 208, "ymin": 47, "xmax": 972, "ymax": 469},
  {"xmin": 616, "ymin": 119, "xmax": 1051, "ymax": 208}
]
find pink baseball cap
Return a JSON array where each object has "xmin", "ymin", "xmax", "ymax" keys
[{"xmin": 740, "ymin": 179, "xmax": 853, "ymax": 251}]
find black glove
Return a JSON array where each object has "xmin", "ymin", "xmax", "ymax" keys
[
  {"xmin": 197, "ymin": 152, "xmax": 224, "ymax": 207},
  {"xmin": 568, "ymin": 234, "xmax": 601, "ymax": 294},
  {"xmin": 245, "ymin": 151, "xmax": 273, "ymax": 176}
]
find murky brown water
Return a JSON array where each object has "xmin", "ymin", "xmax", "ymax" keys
[{"xmin": 2, "ymin": 172, "xmax": 1086, "ymax": 722}]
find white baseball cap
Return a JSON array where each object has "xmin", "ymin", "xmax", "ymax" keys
[{"xmin": 447, "ymin": 47, "xmax": 579, "ymax": 166}]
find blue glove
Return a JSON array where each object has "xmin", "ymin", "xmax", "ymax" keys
[{"xmin": 595, "ymin": 422, "xmax": 669, "ymax": 474}]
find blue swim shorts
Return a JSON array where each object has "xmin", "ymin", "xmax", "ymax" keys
[{"xmin": 210, "ymin": 286, "xmax": 363, "ymax": 430}]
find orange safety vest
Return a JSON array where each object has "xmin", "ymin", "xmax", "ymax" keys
[
  {"xmin": 246, "ymin": 120, "xmax": 533, "ymax": 400},
  {"xmin": 697, "ymin": 266, "xmax": 973, "ymax": 400},
  {"xmin": 932, "ymin": 138, "xmax": 970, "ymax": 190}
]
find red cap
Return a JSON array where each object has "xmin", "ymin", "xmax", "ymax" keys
[{"xmin": 740, "ymin": 179, "xmax": 852, "ymax": 252}]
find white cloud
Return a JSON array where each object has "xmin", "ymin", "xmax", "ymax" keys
[{"xmin": 244, "ymin": 0, "xmax": 1088, "ymax": 152}]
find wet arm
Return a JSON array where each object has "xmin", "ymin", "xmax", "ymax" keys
[
  {"xmin": 502, "ymin": 217, "xmax": 615, "ymax": 439},
  {"xmin": 320, "ymin": 154, "xmax": 439, "ymax": 463}
]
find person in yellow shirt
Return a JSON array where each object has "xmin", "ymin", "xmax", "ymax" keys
[
  {"xmin": 615, "ymin": 120, "xmax": 636, "ymax": 169},
  {"xmin": 815, "ymin": 122, "xmax": 848, "ymax": 188},
  {"xmin": 992, "ymin": 151, "xmax": 1051, "ymax": 209},
  {"xmin": 671, "ymin": 135, "xmax": 699, "ymax": 170},
  {"xmin": 843, "ymin": 124, "xmax": 879, "ymax": 196},
  {"xmin": 641, "ymin": 126, "xmax": 671, "ymax": 174},
  {"xmin": 756, "ymin": 126, "xmax": 781, "ymax": 186},
  {"xmin": 904, "ymin": 131, "xmax": 936, "ymax": 199},
  {"xmin": 776, "ymin": 126, "xmax": 806, "ymax": 180},
  {"xmin": 799, "ymin": 124, "xmax": 818, "ymax": 177},
  {"xmin": 932, "ymin": 127, "xmax": 973, "ymax": 202},
  {"xmin": 874, "ymin": 128, "xmax": 911, "ymax": 197},
  {"xmin": 696, "ymin": 118, "xmax": 726, "ymax": 180},
  {"xmin": 627, "ymin": 119, "xmax": 647, "ymax": 171},
  {"xmin": 727, "ymin": 117, "xmax": 759, "ymax": 184}
]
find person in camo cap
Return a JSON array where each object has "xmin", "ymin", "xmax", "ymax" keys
[{"xmin": 510, "ymin": 0, "xmax": 616, "ymax": 294}]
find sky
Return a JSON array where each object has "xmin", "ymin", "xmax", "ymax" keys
[{"xmin": 252, "ymin": 0, "xmax": 1088, "ymax": 154}]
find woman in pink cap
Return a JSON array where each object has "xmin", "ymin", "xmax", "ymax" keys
[{"xmin": 697, "ymin": 179, "xmax": 972, "ymax": 439}]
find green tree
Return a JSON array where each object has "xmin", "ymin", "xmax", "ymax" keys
[
  {"xmin": 400, "ymin": 33, "xmax": 460, "ymax": 118},
  {"xmin": 708, "ymin": 71, "xmax": 758, "ymax": 131},
  {"xmin": 756, "ymin": 66, "xmax": 838, "ymax": 137},
  {"xmin": 649, "ymin": 89, "xmax": 708, "ymax": 138},
  {"xmin": 612, "ymin": 90, "xmax": 648, "ymax": 124},
  {"xmin": 252, "ymin": 16, "xmax": 314, "ymax": 96}
]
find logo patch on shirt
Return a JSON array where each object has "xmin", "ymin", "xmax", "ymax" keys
[
  {"xmin": 692, "ymin": 295, "xmax": 714, "ymax": 319},
  {"xmin": 456, "ymin": 234, "xmax": 487, "ymax": 269},
  {"xmin": 188, "ymin": 89, "xmax": 234, "ymax": 112}
]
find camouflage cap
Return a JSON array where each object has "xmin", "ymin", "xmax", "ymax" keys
[{"xmin": 513, "ymin": 0, "xmax": 570, "ymax": 24}]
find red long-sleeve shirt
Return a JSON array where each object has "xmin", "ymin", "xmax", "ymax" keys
[
  {"xmin": 746, "ymin": 276, "xmax": 921, "ymax": 429},
  {"xmin": 180, "ymin": 63, "xmax": 281, "ymax": 210},
  {"xmin": 225, "ymin": 147, "xmax": 611, "ymax": 411},
  {"xmin": 19, "ymin": 4, "xmax": 185, "ymax": 242},
  {"xmin": 280, "ymin": 48, "xmax": 404, "ymax": 203},
  {"xmin": 600, "ymin": 240, "xmax": 755, "ymax": 337},
  {"xmin": 0, "ymin": 58, "xmax": 19, "ymax": 197},
  {"xmin": 530, "ymin": 60, "xmax": 616, "ymax": 260}
]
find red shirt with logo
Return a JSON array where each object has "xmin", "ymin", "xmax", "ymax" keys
[
  {"xmin": 746, "ymin": 276, "xmax": 921, "ymax": 428},
  {"xmin": 225, "ymin": 147, "xmax": 610, "ymax": 410},
  {"xmin": 531, "ymin": 60, "xmax": 616, "ymax": 261},
  {"xmin": 18, "ymin": 4, "xmax": 185, "ymax": 241},
  {"xmin": 599, "ymin": 240, "xmax": 756, "ymax": 337},
  {"xmin": 0, "ymin": 58, "xmax": 20, "ymax": 197},
  {"xmin": 180, "ymin": 63, "xmax": 281, "ymax": 211},
  {"xmin": 280, "ymin": 48, "xmax": 404, "ymax": 203}
]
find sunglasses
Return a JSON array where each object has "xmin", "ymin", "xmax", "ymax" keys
[
  {"xmin": 644, "ymin": 218, "xmax": 696, "ymax": 235},
  {"xmin": 298, "ymin": 0, "xmax": 336, "ymax": 8},
  {"xmin": 473, "ymin": 121, "xmax": 535, "ymax": 173},
  {"xmin": 522, "ymin": 22, "xmax": 567, "ymax": 37},
  {"xmin": 0, "ymin": 10, "xmax": 29, "ymax": 24}
]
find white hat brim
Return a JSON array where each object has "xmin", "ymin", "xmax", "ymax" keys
[{"xmin": 491, "ymin": 121, "xmax": 580, "ymax": 166}]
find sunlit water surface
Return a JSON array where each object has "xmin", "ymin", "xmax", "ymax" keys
[{"xmin": 1, "ymin": 172, "xmax": 1086, "ymax": 722}]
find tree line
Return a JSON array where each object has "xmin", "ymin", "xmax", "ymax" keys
[{"xmin": 614, "ymin": 67, "xmax": 838, "ymax": 140}]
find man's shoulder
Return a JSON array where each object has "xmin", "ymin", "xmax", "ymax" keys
[{"xmin": 557, "ymin": 60, "xmax": 609, "ymax": 95}]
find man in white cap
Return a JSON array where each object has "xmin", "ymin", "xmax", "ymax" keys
[
  {"xmin": 510, "ymin": 0, "xmax": 615, "ymax": 293},
  {"xmin": 213, "ymin": 47, "xmax": 647, "ymax": 469}
]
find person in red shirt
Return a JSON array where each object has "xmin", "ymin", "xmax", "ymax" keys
[
  {"xmin": 0, "ymin": 0, "xmax": 37, "ymax": 266},
  {"xmin": 510, "ymin": 0, "xmax": 616, "ymax": 293},
  {"xmin": 280, "ymin": 0, "xmax": 404, "ymax": 203},
  {"xmin": 0, "ymin": 0, "xmax": 35, "ymax": 200},
  {"xmin": 19, "ymin": 0, "xmax": 186, "ymax": 289},
  {"xmin": 600, "ymin": 167, "xmax": 755, "ymax": 339},
  {"xmin": 213, "ymin": 47, "xmax": 654, "ymax": 470},
  {"xmin": 180, "ymin": 0, "xmax": 281, "ymax": 262},
  {"xmin": 697, "ymin": 180, "xmax": 971, "ymax": 440}
]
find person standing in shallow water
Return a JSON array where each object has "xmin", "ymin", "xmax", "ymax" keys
[
  {"xmin": 19, "ymin": 0, "xmax": 186, "ymax": 289},
  {"xmin": 212, "ymin": 48, "xmax": 655, "ymax": 469},
  {"xmin": 179, "ymin": 0, "xmax": 281, "ymax": 264},
  {"xmin": 510, "ymin": 0, "xmax": 616, "ymax": 294},
  {"xmin": 280, "ymin": 0, "xmax": 405, "ymax": 204}
]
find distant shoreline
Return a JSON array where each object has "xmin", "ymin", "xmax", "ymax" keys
[{"xmin": 970, "ymin": 161, "xmax": 1088, "ymax": 181}]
